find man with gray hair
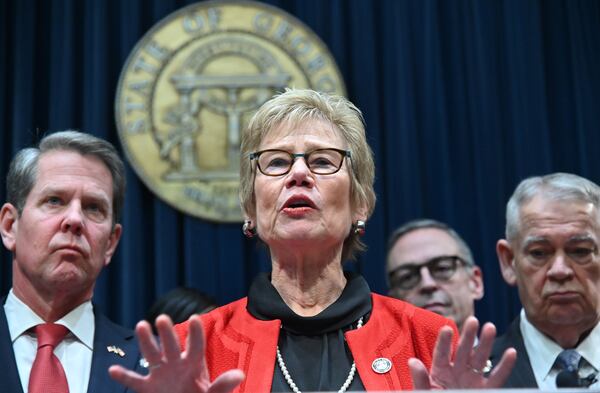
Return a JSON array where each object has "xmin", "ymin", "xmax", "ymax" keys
[
  {"xmin": 386, "ymin": 219, "xmax": 484, "ymax": 332},
  {"xmin": 0, "ymin": 131, "xmax": 143, "ymax": 392},
  {"xmin": 490, "ymin": 173, "xmax": 600, "ymax": 388}
]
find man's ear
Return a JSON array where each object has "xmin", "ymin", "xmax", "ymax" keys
[
  {"xmin": 468, "ymin": 266, "xmax": 485, "ymax": 300},
  {"xmin": 103, "ymin": 223, "xmax": 122, "ymax": 267},
  {"xmin": 497, "ymin": 239, "xmax": 518, "ymax": 286},
  {"xmin": 0, "ymin": 203, "xmax": 19, "ymax": 252}
]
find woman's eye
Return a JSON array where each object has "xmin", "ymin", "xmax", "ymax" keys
[
  {"xmin": 311, "ymin": 157, "xmax": 334, "ymax": 167},
  {"xmin": 267, "ymin": 157, "xmax": 291, "ymax": 168}
]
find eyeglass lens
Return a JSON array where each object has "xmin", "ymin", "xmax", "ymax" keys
[{"xmin": 389, "ymin": 256, "xmax": 462, "ymax": 290}]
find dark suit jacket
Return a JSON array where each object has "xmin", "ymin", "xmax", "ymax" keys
[
  {"xmin": 0, "ymin": 298, "xmax": 143, "ymax": 393},
  {"xmin": 490, "ymin": 315, "xmax": 538, "ymax": 388}
]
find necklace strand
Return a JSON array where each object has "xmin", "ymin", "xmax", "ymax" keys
[{"xmin": 276, "ymin": 317, "xmax": 364, "ymax": 393}]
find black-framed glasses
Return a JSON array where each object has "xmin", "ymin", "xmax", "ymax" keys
[
  {"xmin": 249, "ymin": 148, "xmax": 351, "ymax": 176},
  {"xmin": 388, "ymin": 255, "xmax": 467, "ymax": 290}
]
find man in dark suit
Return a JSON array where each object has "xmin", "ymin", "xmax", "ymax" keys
[
  {"xmin": 491, "ymin": 173, "xmax": 600, "ymax": 389},
  {"xmin": 0, "ymin": 131, "xmax": 143, "ymax": 392}
]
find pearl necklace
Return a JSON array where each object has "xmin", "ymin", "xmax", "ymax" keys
[{"xmin": 276, "ymin": 317, "xmax": 364, "ymax": 393}]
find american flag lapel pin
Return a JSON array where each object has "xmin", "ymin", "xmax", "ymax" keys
[{"xmin": 107, "ymin": 345, "xmax": 126, "ymax": 357}]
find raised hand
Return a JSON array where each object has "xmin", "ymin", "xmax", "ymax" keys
[
  {"xmin": 409, "ymin": 316, "xmax": 517, "ymax": 389},
  {"xmin": 109, "ymin": 315, "xmax": 245, "ymax": 393}
]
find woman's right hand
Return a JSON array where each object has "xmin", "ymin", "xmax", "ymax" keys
[{"xmin": 109, "ymin": 314, "xmax": 245, "ymax": 393}]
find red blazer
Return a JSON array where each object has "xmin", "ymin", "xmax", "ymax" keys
[{"xmin": 175, "ymin": 293, "xmax": 458, "ymax": 392}]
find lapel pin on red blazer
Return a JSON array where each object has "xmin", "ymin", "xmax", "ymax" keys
[{"xmin": 372, "ymin": 358, "xmax": 392, "ymax": 374}]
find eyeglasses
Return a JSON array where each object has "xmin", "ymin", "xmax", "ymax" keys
[
  {"xmin": 388, "ymin": 255, "xmax": 467, "ymax": 290},
  {"xmin": 249, "ymin": 148, "xmax": 351, "ymax": 176}
]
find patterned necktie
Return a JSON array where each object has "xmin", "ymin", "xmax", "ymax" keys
[
  {"xmin": 555, "ymin": 349, "xmax": 582, "ymax": 373},
  {"xmin": 554, "ymin": 349, "xmax": 598, "ymax": 388},
  {"xmin": 28, "ymin": 323, "xmax": 70, "ymax": 393}
]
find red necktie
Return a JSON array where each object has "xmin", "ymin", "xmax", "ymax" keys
[{"xmin": 28, "ymin": 323, "xmax": 70, "ymax": 393}]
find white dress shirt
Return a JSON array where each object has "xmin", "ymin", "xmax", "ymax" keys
[
  {"xmin": 520, "ymin": 308, "xmax": 600, "ymax": 389},
  {"xmin": 4, "ymin": 289, "xmax": 95, "ymax": 393}
]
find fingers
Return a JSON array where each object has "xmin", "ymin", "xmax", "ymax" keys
[
  {"xmin": 470, "ymin": 322, "xmax": 496, "ymax": 370},
  {"xmin": 486, "ymin": 347, "xmax": 517, "ymax": 388},
  {"xmin": 185, "ymin": 314, "xmax": 211, "ymax": 382},
  {"xmin": 209, "ymin": 369, "xmax": 245, "ymax": 393},
  {"xmin": 453, "ymin": 316, "xmax": 479, "ymax": 369},
  {"xmin": 430, "ymin": 325, "xmax": 455, "ymax": 370},
  {"xmin": 109, "ymin": 365, "xmax": 146, "ymax": 392},
  {"xmin": 186, "ymin": 315, "xmax": 206, "ymax": 363},
  {"xmin": 408, "ymin": 358, "xmax": 432, "ymax": 390},
  {"xmin": 155, "ymin": 315, "xmax": 181, "ymax": 361},
  {"xmin": 136, "ymin": 319, "xmax": 163, "ymax": 366}
]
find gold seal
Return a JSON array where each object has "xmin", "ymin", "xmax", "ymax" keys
[{"xmin": 115, "ymin": 0, "xmax": 346, "ymax": 222}]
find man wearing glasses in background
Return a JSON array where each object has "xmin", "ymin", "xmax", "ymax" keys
[{"xmin": 385, "ymin": 219, "xmax": 484, "ymax": 332}]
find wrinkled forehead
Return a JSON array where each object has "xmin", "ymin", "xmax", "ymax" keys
[{"xmin": 518, "ymin": 197, "xmax": 600, "ymax": 240}]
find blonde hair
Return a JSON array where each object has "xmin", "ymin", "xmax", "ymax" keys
[{"xmin": 240, "ymin": 89, "xmax": 376, "ymax": 260}]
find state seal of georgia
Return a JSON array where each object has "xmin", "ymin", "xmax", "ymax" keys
[{"xmin": 115, "ymin": 0, "xmax": 346, "ymax": 222}]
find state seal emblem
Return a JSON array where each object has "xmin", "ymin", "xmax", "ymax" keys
[{"xmin": 115, "ymin": 0, "xmax": 346, "ymax": 222}]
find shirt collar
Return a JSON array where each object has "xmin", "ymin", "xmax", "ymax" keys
[
  {"xmin": 520, "ymin": 309, "xmax": 563, "ymax": 383},
  {"xmin": 576, "ymin": 320, "xmax": 600, "ymax": 371},
  {"xmin": 521, "ymin": 309, "xmax": 600, "ymax": 382},
  {"xmin": 4, "ymin": 289, "xmax": 95, "ymax": 350}
]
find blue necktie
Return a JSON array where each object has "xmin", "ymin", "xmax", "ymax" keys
[
  {"xmin": 555, "ymin": 349, "xmax": 597, "ymax": 388},
  {"xmin": 555, "ymin": 349, "xmax": 581, "ymax": 373}
]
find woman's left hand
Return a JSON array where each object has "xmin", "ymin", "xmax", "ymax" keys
[{"xmin": 409, "ymin": 316, "xmax": 517, "ymax": 389}]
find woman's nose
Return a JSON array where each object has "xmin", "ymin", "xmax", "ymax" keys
[{"xmin": 285, "ymin": 157, "xmax": 314, "ymax": 188}]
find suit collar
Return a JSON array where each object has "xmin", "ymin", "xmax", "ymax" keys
[
  {"xmin": 491, "ymin": 314, "xmax": 537, "ymax": 387},
  {"xmin": 0, "ymin": 297, "xmax": 25, "ymax": 393},
  {"xmin": 87, "ymin": 309, "xmax": 142, "ymax": 393}
]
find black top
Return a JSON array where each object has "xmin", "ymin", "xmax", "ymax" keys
[{"xmin": 247, "ymin": 272, "xmax": 372, "ymax": 392}]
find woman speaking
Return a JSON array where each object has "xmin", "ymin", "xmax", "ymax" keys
[{"xmin": 110, "ymin": 89, "xmax": 515, "ymax": 392}]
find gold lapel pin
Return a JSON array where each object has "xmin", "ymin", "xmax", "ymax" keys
[{"xmin": 107, "ymin": 345, "xmax": 126, "ymax": 357}]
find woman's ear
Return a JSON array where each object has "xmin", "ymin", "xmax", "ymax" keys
[{"xmin": 353, "ymin": 202, "xmax": 369, "ymax": 223}]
